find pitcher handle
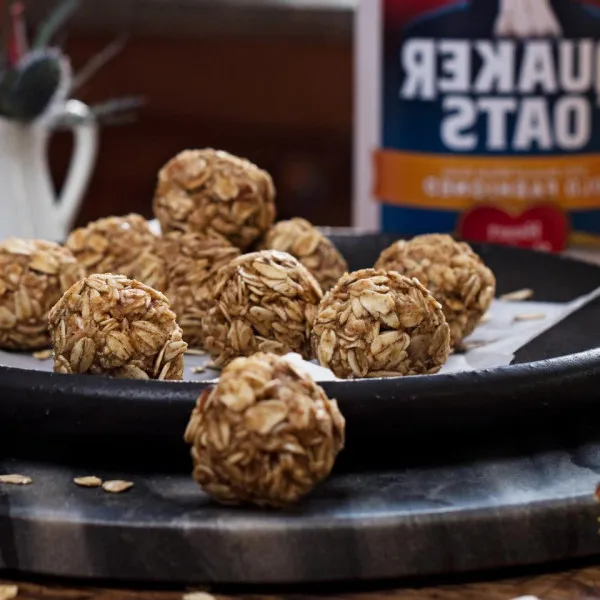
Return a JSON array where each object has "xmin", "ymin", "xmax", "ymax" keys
[{"xmin": 53, "ymin": 99, "xmax": 99, "ymax": 233}]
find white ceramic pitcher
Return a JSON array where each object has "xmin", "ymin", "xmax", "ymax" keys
[{"xmin": 0, "ymin": 99, "xmax": 98, "ymax": 242}]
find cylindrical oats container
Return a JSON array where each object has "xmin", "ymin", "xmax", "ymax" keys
[{"xmin": 355, "ymin": 0, "xmax": 600, "ymax": 255}]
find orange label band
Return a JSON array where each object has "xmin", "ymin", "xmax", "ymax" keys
[{"xmin": 373, "ymin": 150, "xmax": 600, "ymax": 212}]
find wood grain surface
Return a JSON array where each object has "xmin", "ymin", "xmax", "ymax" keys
[
  {"xmin": 48, "ymin": 33, "xmax": 353, "ymax": 231},
  {"xmin": 5, "ymin": 563, "xmax": 600, "ymax": 600}
]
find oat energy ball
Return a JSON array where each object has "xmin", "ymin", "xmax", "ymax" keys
[
  {"xmin": 259, "ymin": 218, "xmax": 348, "ymax": 292},
  {"xmin": 66, "ymin": 214, "xmax": 167, "ymax": 291},
  {"xmin": 201, "ymin": 250, "xmax": 323, "ymax": 367},
  {"xmin": 375, "ymin": 234, "xmax": 495, "ymax": 344},
  {"xmin": 48, "ymin": 273, "xmax": 187, "ymax": 379},
  {"xmin": 153, "ymin": 149, "xmax": 276, "ymax": 250},
  {"xmin": 0, "ymin": 238, "xmax": 84, "ymax": 350},
  {"xmin": 312, "ymin": 269, "xmax": 450, "ymax": 379},
  {"xmin": 184, "ymin": 352, "xmax": 345, "ymax": 507},
  {"xmin": 159, "ymin": 231, "xmax": 241, "ymax": 347}
]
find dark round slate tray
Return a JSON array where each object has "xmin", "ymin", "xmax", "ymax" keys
[
  {"xmin": 1, "ymin": 234, "xmax": 600, "ymax": 448},
  {"xmin": 1, "ymin": 424, "xmax": 600, "ymax": 585},
  {"xmin": 3, "ymin": 234, "xmax": 600, "ymax": 584}
]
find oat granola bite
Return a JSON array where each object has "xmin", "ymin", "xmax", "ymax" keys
[
  {"xmin": 0, "ymin": 238, "xmax": 84, "ymax": 350},
  {"xmin": 184, "ymin": 352, "xmax": 345, "ymax": 507},
  {"xmin": 258, "ymin": 218, "xmax": 347, "ymax": 292},
  {"xmin": 48, "ymin": 273, "xmax": 187, "ymax": 379},
  {"xmin": 158, "ymin": 231, "xmax": 241, "ymax": 347},
  {"xmin": 153, "ymin": 149, "xmax": 276, "ymax": 250},
  {"xmin": 375, "ymin": 234, "xmax": 495, "ymax": 345},
  {"xmin": 201, "ymin": 250, "xmax": 323, "ymax": 367},
  {"xmin": 312, "ymin": 269, "xmax": 450, "ymax": 379},
  {"xmin": 65, "ymin": 214, "xmax": 167, "ymax": 291}
]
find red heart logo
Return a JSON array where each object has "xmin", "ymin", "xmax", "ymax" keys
[{"xmin": 458, "ymin": 204, "xmax": 569, "ymax": 252}]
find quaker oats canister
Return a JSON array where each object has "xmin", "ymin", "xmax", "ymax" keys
[{"xmin": 354, "ymin": 0, "xmax": 600, "ymax": 252}]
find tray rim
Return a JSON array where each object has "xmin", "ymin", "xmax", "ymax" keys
[
  {"xmin": 1, "ymin": 345, "xmax": 600, "ymax": 402},
  {"xmin": 3, "ymin": 241, "xmax": 600, "ymax": 441},
  {"xmin": 2, "ymin": 345, "xmax": 600, "ymax": 441}
]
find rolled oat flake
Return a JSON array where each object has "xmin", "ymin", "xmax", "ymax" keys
[
  {"xmin": 0, "ymin": 474, "xmax": 32, "ymax": 485},
  {"xmin": 102, "ymin": 480, "xmax": 134, "ymax": 493},
  {"xmin": 74, "ymin": 476, "xmax": 103, "ymax": 488},
  {"xmin": 0, "ymin": 585, "xmax": 18, "ymax": 600}
]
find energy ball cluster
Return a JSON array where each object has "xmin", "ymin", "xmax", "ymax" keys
[
  {"xmin": 158, "ymin": 231, "xmax": 241, "ymax": 347},
  {"xmin": 0, "ymin": 238, "xmax": 84, "ymax": 350},
  {"xmin": 375, "ymin": 234, "xmax": 495, "ymax": 344},
  {"xmin": 0, "ymin": 141, "xmax": 502, "ymax": 509},
  {"xmin": 153, "ymin": 149, "xmax": 276, "ymax": 250},
  {"xmin": 312, "ymin": 269, "xmax": 451, "ymax": 379},
  {"xmin": 66, "ymin": 214, "xmax": 167, "ymax": 292},
  {"xmin": 201, "ymin": 250, "xmax": 323, "ymax": 367},
  {"xmin": 184, "ymin": 352, "xmax": 345, "ymax": 507},
  {"xmin": 259, "ymin": 218, "xmax": 347, "ymax": 292},
  {"xmin": 48, "ymin": 273, "xmax": 187, "ymax": 380}
]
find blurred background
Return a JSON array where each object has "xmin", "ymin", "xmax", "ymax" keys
[{"xmin": 28, "ymin": 0, "xmax": 355, "ymax": 229}]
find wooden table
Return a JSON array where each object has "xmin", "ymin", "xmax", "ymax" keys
[{"xmin": 4, "ymin": 563, "xmax": 600, "ymax": 600}]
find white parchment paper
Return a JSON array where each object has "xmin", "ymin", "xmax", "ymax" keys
[
  {"xmin": 284, "ymin": 286, "xmax": 600, "ymax": 381},
  {"xmin": 1, "ymin": 287, "xmax": 599, "ymax": 382}
]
